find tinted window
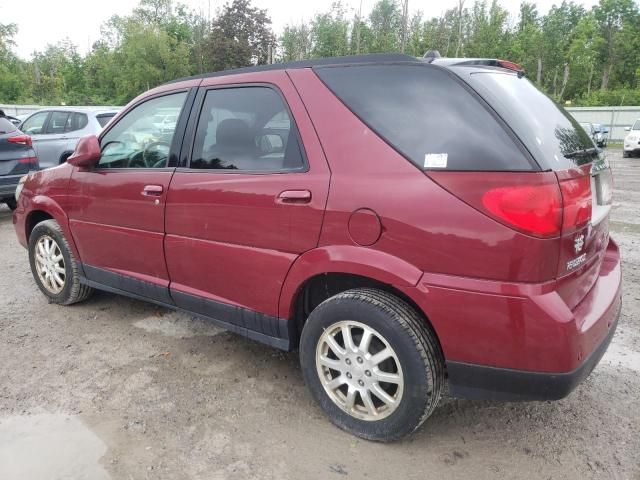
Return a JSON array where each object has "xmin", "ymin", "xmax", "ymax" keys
[
  {"xmin": 315, "ymin": 64, "xmax": 532, "ymax": 171},
  {"xmin": 46, "ymin": 112, "xmax": 71, "ymax": 134},
  {"xmin": 21, "ymin": 112, "xmax": 49, "ymax": 135},
  {"xmin": 64, "ymin": 112, "xmax": 88, "ymax": 132},
  {"xmin": 633, "ymin": 120, "xmax": 640, "ymax": 130},
  {"xmin": 0, "ymin": 117, "xmax": 17, "ymax": 134},
  {"xmin": 99, "ymin": 92, "xmax": 187, "ymax": 169},
  {"xmin": 191, "ymin": 87, "xmax": 304, "ymax": 171},
  {"xmin": 467, "ymin": 72, "xmax": 598, "ymax": 169},
  {"xmin": 96, "ymin": 113, "xmax": 116, "ymax": 128}
]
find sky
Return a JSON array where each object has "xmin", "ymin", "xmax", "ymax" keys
[{"xmin": 2, "ymin": 0, "xmax": 600, "ymax": 59}]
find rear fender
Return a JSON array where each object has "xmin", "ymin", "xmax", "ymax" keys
[{"xmin": 278, "ymin": 246, "xmax": 423, "ymax": 319}]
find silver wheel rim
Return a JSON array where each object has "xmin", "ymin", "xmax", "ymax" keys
[
  {"xmin": 316, "ymin": 320, "xmax": 404, "ymax": 421},
  {"xmin": 34, "ymin": 235, "xmax": 66, "ymax": 294}
]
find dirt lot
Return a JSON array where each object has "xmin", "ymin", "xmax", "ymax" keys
[{"xmin": 0, "ymin": 149, "xmax": 639, "ymax": 480}]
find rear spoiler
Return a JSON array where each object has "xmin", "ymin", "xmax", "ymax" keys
[{"xmin": 423, "ymin": 52, "xmax": 525, "ymax": 77}]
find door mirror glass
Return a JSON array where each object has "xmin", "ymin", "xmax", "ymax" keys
[{"xmin": 67, "ymin": 135, "xmax": 101, "ymax": 167}]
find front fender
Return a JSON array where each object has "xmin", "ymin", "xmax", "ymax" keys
[
  {"xmin": 278, "ymin": 245, "xmax": 423, "ymax": 319},
  {"xmin": 24, "ymin": 195, "xmax": 81, "ymax": 261}
]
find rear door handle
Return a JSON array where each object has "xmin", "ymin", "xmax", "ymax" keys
[
  {"xmin": 142, "ymin": 184, "xmax": 164, "ymax": 196},
  {"xmin": 277, "ymin": 190, "xmax": 312, "ymax": 204}
]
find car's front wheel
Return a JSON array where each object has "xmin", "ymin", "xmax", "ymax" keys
[
  {"xmin": 299, "ymin": 288, "xmax": 444, "ymax": 441},
  {"xmin": 28, "ymin": 219, "xmax": 94, "ymax": 305}
]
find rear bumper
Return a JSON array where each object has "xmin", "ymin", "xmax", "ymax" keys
[
  {"xmin": 446, "ymin": 302, "xmax": 620, "ymax": 400},
  {"xmin": 400, "ymin": 238, "xmax": 622, "ymax": 401}
]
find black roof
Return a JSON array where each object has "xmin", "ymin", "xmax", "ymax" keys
[{"xmin": 164, "ymin": 53, "xmax": 420, "ymax": 85}]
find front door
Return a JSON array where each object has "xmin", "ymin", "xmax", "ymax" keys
[
  {"xmin": 66, "ymin": 90, "xmax": 190, "ymax": 303},
  {"xmin": 165, "ymin": 74, "xmax": 330, "ymax": 340}
]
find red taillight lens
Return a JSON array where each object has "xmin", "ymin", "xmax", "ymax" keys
[
  {"xmin": 18, "ymin": 156, "xmax": 38, "ymax": 165},
  {"xmin": 8, "ymin": 134, "xmax": 32, "ymax": 147},
  {"xmin": 427, "ymin": 171, "xmax": 563, "ymax": 238},
  {"xmin": 559, "ymin": 175, "xmax": 592, "ymax": 233},
  {"xmin": 482, "ymin": 184, "xmax": 562, "ymax": 237}
]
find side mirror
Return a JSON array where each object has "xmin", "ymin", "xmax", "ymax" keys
[
  {"xmin": 625, "ymin": 126, "xmax": 631, "ymax": 132},
  {"xmin": 67, "ymin": 135, "xmax": 101, "ymax": 167}
]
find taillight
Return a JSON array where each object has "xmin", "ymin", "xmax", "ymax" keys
[
  {"xmin": 8, "ymin": 134, "xmax": 32, "ymax": 147},
  {"xmin": 482, "ymin": 184, "xmax": 561, "ymax": 237},
  {"xmin": 18, "ymin": 156, "xmax": 38, "ymax": 165},
  {"xmin": 558, "ymin": 173, "xmax": 592, "ymax": 234},
  {"xmin": 428, "ymin": 171, "xmax": 563, "ymax": 238}
]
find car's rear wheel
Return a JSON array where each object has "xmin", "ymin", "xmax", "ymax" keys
[
  {"xmin": 3, "ymin": 198, "xmax": 17, "ymax": 210},
  {"xmin": 29, "ymin": 219, "xmax": 93, "ymax": 305},
  {"xmin": 299, "ymin": 288, "xmax": 444, "ymax": 441}
]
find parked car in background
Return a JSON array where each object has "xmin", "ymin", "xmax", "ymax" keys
[
  {"xmin": 6, "ymin": 115, "xmax": 23, "ymax": 127},
  {"xmin": 19, "ymin": 108, "xmax": 119, "ymax": 168},
  {"xmin": 592, "ymin": 123, "xmax": 608, "ymax": 147},
  {"xmin": 0, "ymin": 117, "xmax": 38, "ymax": 210},
  {"xmin": 13, "ymin": 54, "xmax": 621, "ymax": 441},
  {"xmin": 579, "ymin": 122, "xmax": 597, "ymax": 144},
  {"xmin": 624, "ymin": 119, "xmax": 640, "ymax": 157}
]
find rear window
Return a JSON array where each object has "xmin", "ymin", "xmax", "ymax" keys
[
  {"xmin": 466, "ymin": 72, "xmax": 598, "ymax": 169},
  {"xmin": 0, "ymin": 117, "xmax": 17, "ymax": 134},
  {"xmin": 314, "ymin": 64, "xmax": 534, "ymax": 171},
  {"xmin": 96, "ymin": 114, "xmax": 116, "ymax": 128}
]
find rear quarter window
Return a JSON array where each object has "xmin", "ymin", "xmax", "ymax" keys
[{"xmin": 314, "ymin": 64, "xmax": 534, "ymax": 171}]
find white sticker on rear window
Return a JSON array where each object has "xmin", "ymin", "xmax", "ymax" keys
[{"xmin": 424, "ymin": 153, "xmax": 448, "ymax": 169}]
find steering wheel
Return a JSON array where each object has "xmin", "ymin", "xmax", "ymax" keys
[{"xmin": 142, "ymin": 141, "xmax": 171, "ymax": 168}]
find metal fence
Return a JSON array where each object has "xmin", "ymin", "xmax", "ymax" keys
[
  {"xmin": 564, "ymin": 106, "xmax": 639, "ymax": 142},
  {"xmin": 0, "ymin": 104, "xmax": 120, "ymax": 118},
  {"xmin": 3, "ymin": 103, "xmax": 639, "ymax": 142}
]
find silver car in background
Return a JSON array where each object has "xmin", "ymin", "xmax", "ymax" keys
[{"xmin": 19, "ymin": 108, "xmax": 119, "ymax": 168}]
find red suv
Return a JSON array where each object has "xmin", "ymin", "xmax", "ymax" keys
[{"xmin": 13, "ymin": 54, "xmax": 622, "ymax": 441}]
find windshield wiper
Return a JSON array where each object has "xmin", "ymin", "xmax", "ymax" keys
[{"xmin": 563, "ymin": 147, "xmax": 599, "ymax": 159}]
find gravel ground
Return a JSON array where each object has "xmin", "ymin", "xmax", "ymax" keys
[{"xmin": 0, "ymin": 150, "xmax": 639, "ymax": 480}]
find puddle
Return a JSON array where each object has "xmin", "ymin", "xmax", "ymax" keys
[
  {"xmin": 134, "ymin": 311, "xmax": 224, "ymax": 338},
  {"xmin": 599, "ymin": 342, "xmax": 640, "ymax": 373},
  {"xmin": 0, "ymin": 414, "xmax": 109, "ymax": 480}
]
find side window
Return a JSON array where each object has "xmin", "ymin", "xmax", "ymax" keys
[
  {"xmin": 191, "ymin": 87, "xmax": 304, "ymax": 171},
  {"xmin": 98, "ymin": 92, "xmax": 187, "ymax": 169},
  {"xmin": 21, "ymin": 112, "xmax": 49, "ymax": 135},
  {"xmin": 46, "ymin": 112, "xmax": 71, "ymax": 134},
  {"xmin": 64, "ymin": 112, "xmax": 88, "ymax": 132}
]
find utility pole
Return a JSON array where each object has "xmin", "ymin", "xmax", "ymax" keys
[{"xmin": 400, "ymin": 0, "xmax": 409, "ymax": 53}]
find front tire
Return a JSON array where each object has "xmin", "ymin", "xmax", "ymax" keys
[
  {"xmin": 623, "ymin": 151, "xmax": 630, "ymax": 158},
  {"xmin": 29, "ymin": 219, "xmax": 94, "ymax": 305},
  {"xmin": 299, "ymin": 288, "xmax": 444, "ymax": 441}
]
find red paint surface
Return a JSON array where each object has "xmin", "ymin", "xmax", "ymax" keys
[{"xmin": 13, "ymin": 66, "xmax": 622, "ymax": 376}]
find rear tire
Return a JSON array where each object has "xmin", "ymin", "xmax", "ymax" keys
[
  {"xmin": 29, "ymin": 219, "xmax": 94, "ymax": 305},
  {"xmin": 299, "ymin": 288, "xmax": 444, "ymax": 442},
  {"xmin": 3, "ymin": 198, "xmax": 17, "ymax": 210}
]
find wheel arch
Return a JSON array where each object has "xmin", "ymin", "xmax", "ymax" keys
[
  {"xmin": 279, "ymin": 246, "xmax": 440, "ymax": 350},
  {"xmin": 25, "ymin": 197, "xmax": 81, "ymax": 261}
]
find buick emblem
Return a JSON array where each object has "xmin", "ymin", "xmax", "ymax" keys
[{"xmin": 574, "ymin": 234, "xmax": 585, "ymax": 254}]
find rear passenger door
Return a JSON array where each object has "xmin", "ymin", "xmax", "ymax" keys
[{"xmin": 165, "ymin": 72, "xmax": 330, "ymax": 337}]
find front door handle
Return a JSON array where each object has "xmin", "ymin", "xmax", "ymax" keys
[
  {"xmin": 277, "ymin": 190, "xmax": 312, "ymax": 204},
  {"xmin": 142, "ymin": 184, "xmax": 164, "ymax": 196}
]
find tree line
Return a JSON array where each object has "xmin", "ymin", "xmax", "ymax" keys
[{"xmin": 1, "ymin": 0, "xmax": 639, "ymax": 107}]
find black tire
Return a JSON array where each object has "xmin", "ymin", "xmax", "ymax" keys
[
  {"xmin": 28, "ymin": 219, "xmax": 94, "ymax": 305},
  {"xmin": 623, "ymin": 151, "xmax": 630, "ymax": 158},
  {"xmin": 3, "ymin": 198, "xmax": 17, "ymax": 210},
  {"xmin": 299, "ymin": 288, "xmax": 445, "ymax": 442}
]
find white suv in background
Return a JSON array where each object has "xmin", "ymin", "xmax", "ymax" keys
[
  {"xmin": 624, "ymin": 119, "xmax": 640, "ymax": 157},
  {"xmin": 19, "ymin": 108, "xmax": 120, "ymax": 168}
]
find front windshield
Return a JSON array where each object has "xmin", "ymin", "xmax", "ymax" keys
[{"xmin": 633, "ymin": 120, "xmax": 640, "ymax": 130}]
